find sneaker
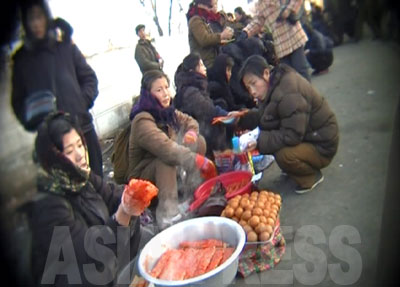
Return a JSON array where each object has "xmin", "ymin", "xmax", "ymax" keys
[
  {"xmin": 253, "ymin": 154, "xmax": 275, "ymax": 173},
  {"xmin": 295, "ymin": 171, "xmax": 324, "ymax": 194}
]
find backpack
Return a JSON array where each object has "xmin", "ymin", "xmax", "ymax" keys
[{"xmin": 111, "ymin": 124, "xmax": 131, "ymax": 184}]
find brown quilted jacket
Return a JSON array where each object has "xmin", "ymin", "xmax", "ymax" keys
[
  {"xmin": 127, "ymin": 110, "xmax": 199, "ymax": 181},
  {"xmin": 188, "ymin": 15, "xmax": 221, "ymax": 69},
  {"xmin": 239, "ymin": 64, "xmax": 339, "ymax": 158}
]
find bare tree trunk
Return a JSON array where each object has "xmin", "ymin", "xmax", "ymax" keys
[
  {"xmin": 149, "ymin": 0, "xmax": 164, "ymax": 37},
  {"xmin": 168, "ymin": 0, "xmax": 173, "ymax": 36}
]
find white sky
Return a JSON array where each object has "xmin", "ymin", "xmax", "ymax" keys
[
  {"xmin": 48, "ymin": 0, "xmax": 253, "ymax": 56},
  {"xmin": 46, "ymin": 0, "xmax": 256, "ymax": 131}
]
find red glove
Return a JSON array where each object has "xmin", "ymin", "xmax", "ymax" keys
[
  {"xmin": 121, "ymin": 179, "xmax": 158, "ymax": 216},
  {"xmin": 195, "ymin": 154, "xmax": 218, "ymax": 180},
  {"xmin": 183, "ymin": 129, "xmax": 198, "ymax": 145}
]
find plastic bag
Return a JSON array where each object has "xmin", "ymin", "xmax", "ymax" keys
[{"xmin": 213, "ymin": 150, "xmax": 235, "ymax": 173}]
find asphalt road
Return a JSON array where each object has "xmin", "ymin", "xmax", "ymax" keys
[
  {"xmin": 4, "ymin": 36, "xmax": 397, "ymax": 286},
  {"xmin": 230, "ymin": 39, "xmax": 400, "ymax": 286}
]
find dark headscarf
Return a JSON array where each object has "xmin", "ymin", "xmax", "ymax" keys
[
  {"xmin": 35, "ymin": 112, "xmax": 91, "ymax": 194},
  {"xmin": 20, "ymin": 0, "xmax": 73, "ymax": 48},
  {"xmin": 174, "ymin": 53, "xmax": 209, "ymax": 111},
  {"xmin": 207, "ymin": 53, "xmax": 234, "ymax": 84},
  {"xmin": 20, "ymin": 0, "xmax": 52, "ymax": 39},
  {"xmin": 129, "ymin": 71, "xmax": 178, "ymax": 130},
  {"xmin": 186, "ymin": 1, "xmax": 220, "ymax": 22},
  {"xmin": 35, "ymin": 112, "xmax": 110, "ymax": 230}
]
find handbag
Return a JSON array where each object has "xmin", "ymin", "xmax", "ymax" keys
[{"xmin": 23, "ymin": 90, "xmax": 56, "ymax": 131}]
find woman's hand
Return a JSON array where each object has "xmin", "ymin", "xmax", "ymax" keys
[
  {"xmin": 227, "ymin": 109, "xmax": 248, "ymax": 125},
  {"xmin": 120, "ymin": 179, "xmax": 158, "ymax": 219},
  {"xmin": 226, "ymin": 111, "xmax": 241, "ymax": 125},
  {"xmin": 227, "ymin": 111, "xmax": 240, "ymax": 118},
  {"xmin": 245, "ymin": 140, "xmax": 258, "ymax": 152},
  {"xmin": 183, "ymin": 129, "xmax": 198, "ymax": 145},
  {"xmin": 281, "ymin": 8, "xmax": 290, "ymax": 20},
  {"xmin": 114, "ymin": 204, "xmax": 135, "ymax": 226},
  {"xmin": 221, "ymin": 27, "xmax": 234, "ymax": 41},
  {"xmin": 121, "ymin": 190, "xmax": 145, "ymax": 217},
  {"xmin": 195, "ymin": 154, "xmax": 218, "ymax": 180}
]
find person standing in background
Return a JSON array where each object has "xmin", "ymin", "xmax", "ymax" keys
[
  {"xmin": 240, "ymin": 0, "xmax": 311, "ymax": 82},
  {"xmin": 234, "ymin": 6, "xmax": 253, "ymax": 30},
  {"xmin": 186, "ymin": 0, "xmax": 233, "ymax": 69},
  {"xmin": 11, "ymin": 0, "xmax": 103, "ymax": 177},
  {"xmin": 134, "ymin": 24, "xmax": 164, "ymax": 74}
]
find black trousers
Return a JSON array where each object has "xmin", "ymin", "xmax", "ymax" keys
[
  {"xmin": 307, "ymin": 51, "xmax": 334, "ymax": 73},
  {"xmin": 84, "ymin": 128, "xmax": 103, "ymax": 177}
]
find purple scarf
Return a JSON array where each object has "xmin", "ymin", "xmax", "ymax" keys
[{"xmin": 129, "ymin": 88, "xmax": 178, "ymax": 130}]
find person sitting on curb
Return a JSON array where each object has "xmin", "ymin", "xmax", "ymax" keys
[
  {"xmin": 237, "ymin": 55, "xmax": 339, "ymax": 193},
  {"xmin": 234, "ymin": 6, "xmax": 253, "ymax": 30},
  {"xmin": 30, "ymin": 112, "xmax": 145, "ymax": 286},
  {"xmin": 127, "ymin": 70, "xmax": 216, "ymax": 230},
  {"xmin": 134, "ymin": 24, "xmax": 164, "ymax": 74},
  {"xmin": 207, "ymin": 53, "xmax": 242, "ymax": 111},
  {"xmin": 174, "ymin": 52, "xmax": 242, "ymax": 158},
  {"xmin": 302, "ymin": 22, "xmax": 334, "ymax": 76}
]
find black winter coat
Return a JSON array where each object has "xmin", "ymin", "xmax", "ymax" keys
[
  {"xmin": 207, "ymin": 54, "xmax": 242, "ymax": 111},
  {"xmin": 219, "ymin": 37, "xmax": 274, "ymax": 109},
  {"xmin": 174, "ymin": 70, "xmax": 229, "ymax": 156},
  {"xmin": 239, "ymin": 64, "xmax": 339, "ymax": 158},
  {"xmin": 30, "ymin": 172, "xmax": 140, "ymax": 286},
  {"xmin": 11, "ymin": 39, "xmax": 98, "ymax": 133}
]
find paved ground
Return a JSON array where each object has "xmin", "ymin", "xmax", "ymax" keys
[
  {"xmin": 2, "ymin": 35, "xmax": 398, "ymax": 286},
  {"xmin": 101, "ymin": 38, "xmax": 400, "ymax": 286},
  {"xmin": 228, "ymin": 39, "xmax": 400, "ymax": 286}
]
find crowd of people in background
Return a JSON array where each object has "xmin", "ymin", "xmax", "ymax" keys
[{"xmin": 2, "ymin": 0, "xmax": 399, "ymax": 286}]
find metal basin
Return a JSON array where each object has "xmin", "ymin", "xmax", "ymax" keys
[{"xmin": 138, "ymin": 216, "xmax": 246, "ymax": 287}]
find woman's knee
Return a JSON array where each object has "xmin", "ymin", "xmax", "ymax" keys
[{"xmin": 274, "ymin": 147, "xmax": 300, "ymax": 171}]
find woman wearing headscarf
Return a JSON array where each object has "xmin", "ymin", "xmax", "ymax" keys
[
  {"xmin": 11, "ymin": 0, "xmax": 103, "ymax": 177},
  {"xmin": 30, "ymin": 112, "xmax": 145, "ymax": 286},
  {"xmin": 207, "ymin": 53, "xmax": 242, "ymax": 111},
  {"xmin": 174, "ymin": 52, "xmax": 238, "ymax": 158},
  {"xmin": 127, "ymin": 70, "xmax": 216, "ymax": 230},
  {"xmin": 186, "ymin": 0, "xmax": 234, "ymax": 69}
]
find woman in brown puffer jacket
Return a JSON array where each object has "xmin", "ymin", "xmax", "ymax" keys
[
  {"xmin": 238, "ymin": 55, "xmax": 339, "ymax": 194},
  {"xmin": 127, "ymin": 70, "xmax": 216, "ymax": 230}
]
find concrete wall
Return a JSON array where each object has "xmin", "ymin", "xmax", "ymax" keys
[
  {"xmin": 0, "ymin": 32, "xmax": 190, "ymax": 214},
  {"xmin": 88, "ymin": 47, "xmax": 140, "ymax": 139},
  {"xmin": 0, "ymin": 66, "xmax": 37, "ymax": 215}
]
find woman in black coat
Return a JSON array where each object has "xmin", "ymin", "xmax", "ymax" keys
[
  {"xmin": 207, "ymin": 53, "xmax": 242, "ymax": 111},
  {"xmin": 303, "ymin": 23, "xmax": 334, "ymax": 75},
  {"xmin": 174, "ymin": 52, "xmax": 233, "ymax": 158},
  {"xmin": 30, "ymin": 112, "xmax": 145, "ymax": 286},
  {"xmin": 11, "ymin": 1, "xmax": 103, "ymax": 177}
]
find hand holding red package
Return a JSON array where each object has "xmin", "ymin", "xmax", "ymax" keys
[
  {"xmin": 183, "ymin": 129, "xmax": 198, "ymax": 145},
  {"xmin": 121, "ymin": 179, "xmax": 159, "ymax": 216},
  {"xmin": 195, "ymin": 154, "xmax": 218, "ymax": 180}
]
